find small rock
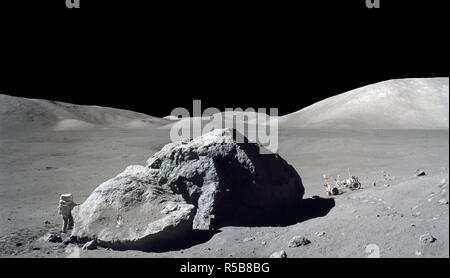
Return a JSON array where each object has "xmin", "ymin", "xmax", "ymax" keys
[
  {"xmin": 315, "ymin": 231, "xmax": 325, "ymax": 237},
  {"xmin": 44, "ymin": 221, "xmax": 51, "ymax": 225},
  {"xmin": 372, "ymin": 182, "xmax": 376, "ymax": 187},
  {"xmin": 355, "ymin": 215, "xmax": 361, "ymax": 219},
  {"xmin": 415, "ymin": 170, "xmax": 426, "ymax": 177},
  {"xmin": 441, "ymin": 189, "xmax": 447, "ymax": 196},
  {"xmin": 365, "ymin": 243, "xmax": 380, "ymax": 258},
  {"xmin": 82, "ymin": 240, "xmax": 98, "ymax": 250},
  {"xmin": 438, "ymin": 198, "xmax": 448, "ymax": 205},
  {"xmin": 243, "ymin": 237, "xmax": 255, "ymax": 242},
  {"xmin": 7, "ymin": 218, "xmax": 11, "ymax": 221},
  {"xmin": 415, "ymin": 251, "xmax": 422, "ymax": 256},
  {"xmin": 410, "ymin": 224, "xmax": 415, "ymax": 227},
  {"xmin": 413, "ymin": 211, "xmax": 421, "ymax": 216},
  {"xmin": 269, "ymin": 250, "xmax": 287, "ymax": 258},
  {"xmin": 383, "ymin": 184, "xmax": 390, "ymax": 187},
  {"xmin": 427, "ymin": 198, "xmax": 433, "ymax": 202},
  {"xmin": 419, "ymin": 233, "xmax": 436, "ymax": 244},
  {"xmin": 47, "ymin": 233, "xmax": 62, "ymax": 243},
  {"xmin": 16, "ymin": 242, "xmax": 22, "ymax": 247},
  {"xmin": 432, "ymin": 217, "xmax": 439, "ymax": 221},
  {"xmin": 288, "ymin": 236, "xmax": 311, "ymax": 247},
  {"xmin": 261, "ymin": 241, "xmax": 266, "ymax": 246}
]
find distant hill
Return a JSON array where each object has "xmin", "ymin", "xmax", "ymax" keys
[
  {"xmin": 0, "ymin": 94, "xmax": 170, "ymax": 133},
  {"xmin": 277, "ymin": 78, "xmax": 449, "ymax": 129},
  {"xmin": 3, "ymin": 77, "xmax": 447, "ymax": 135}
]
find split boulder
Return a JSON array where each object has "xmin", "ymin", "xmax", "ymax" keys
[{"xmin": 71, "ymin": 128, "xmax": 304, "ymax": 250}]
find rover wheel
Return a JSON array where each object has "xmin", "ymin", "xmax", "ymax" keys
[
  {"xmin": 352, "ymin": 182, "xmax": 361, "ymax": 190},
  {"xmin": 331, "ymin": 187, "xmax": 340, "ymax": 196}
]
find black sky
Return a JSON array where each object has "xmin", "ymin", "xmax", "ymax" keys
[{"xmin": 0, "ymin": 0, "xmax": 448, "ymax": 117}]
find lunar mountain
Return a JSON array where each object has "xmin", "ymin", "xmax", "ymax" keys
[{"xmin": 277, "ymin": 78, "xmax": 449, "ymax": 129}]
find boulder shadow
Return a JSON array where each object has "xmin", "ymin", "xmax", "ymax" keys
[
  {"xmin": 220, "ymin": 196, "xmax": 335, "ymax": 228},
  {"xmin": 139, "ymin": 196, "xmax": 334, "ymax": 252},
  {"xmin": 141, "ymin": 229, "xmax": 221, "ymax": 253},
  {"xmin": 293, "ymin": 197, "xmax": 336, "ymax": 224}
]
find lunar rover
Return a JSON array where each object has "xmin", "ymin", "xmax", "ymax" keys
[{"xmin": 323, "ymin": 170, "xmax": 361, "ymax": 196}]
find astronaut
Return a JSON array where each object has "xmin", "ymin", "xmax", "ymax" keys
[{"xmin": 58, "ymin": 193, "xmax": 78, "ymax": 233}]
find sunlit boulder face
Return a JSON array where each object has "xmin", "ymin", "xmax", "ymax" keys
[{"xmin": 72, "ymin": 128, "xmax": 304, "ymax": 250}]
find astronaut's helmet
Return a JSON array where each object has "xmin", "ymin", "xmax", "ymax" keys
[{"xmin": 60, "ymin": 193, "xmax": 73, "ymax": 202}]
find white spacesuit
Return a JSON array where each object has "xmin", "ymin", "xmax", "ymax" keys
[{"xmin": 58, "ymin": 193, "xmax": 78, "ymax": 233}]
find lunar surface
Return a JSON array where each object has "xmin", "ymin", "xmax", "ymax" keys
[{"xmin": 0, "ymin": 78, "xmax": 448, "ymax": 258}]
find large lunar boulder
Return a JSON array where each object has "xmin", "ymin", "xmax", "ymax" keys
[{"xmin": 72, "ymin": 128, "xmax": 304, "ymax": 250}]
